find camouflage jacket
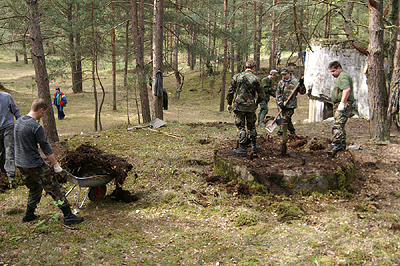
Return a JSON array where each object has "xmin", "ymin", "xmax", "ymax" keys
[
  {"xmin": 276, "ymin": 76, "xmax": 306, "ymax": 109},
  {"xmin": 226, "ymin": 69, "xmax": 261, "ymax": 112},
  {"xmin": 258, "ymin": 76, "xmax": 276, "ymax": 103}
]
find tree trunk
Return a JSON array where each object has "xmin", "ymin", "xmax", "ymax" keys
[
  {"xmin": 131, "ymin": 0, "xmax": 151, "ymax": 123},
  {"xmin": 253, "ymin": 1, "xmax": 258, "ymax": 69},
  {"xmin": 67, "ymin": 3, "xmax": 78, "ymax": 94},
  {"xmin": 124, "ymin": 20, "xmax": 131, "ymax": 125},
  {"xmin": 23, "ymin": 29, "xmax": 29, "ymax": 64},
  {"xmin": 367, "ymin": 0, "xmax": 389, "ymax": 140},
  {"xmin": 74, "ymin": 3, "xmax": 83, "ymax": 93},
  {"xmin": 111, "ymin": 2, "xmax": 117, "ymax": 111},
  {"xmin": 152, "ymin": 0, "xmax": 164, "ymax": 120},
  {"xmin": 220, "ymin": 0, "xmax": 228, "ymax": 112},
  {"xmin": 91, "ymin": 2, "xmax": 98, "ymax": 132},
  {"xmin": 269, "ymin": 0, "xmax": 277, "ymax": 70},
  {"xmin": 25, "ymin": 0, "xmax": 58, "ymax": 143},
  {"xmin": 230, "ymin": 0, "xmax": 235, "ymax": 78}
]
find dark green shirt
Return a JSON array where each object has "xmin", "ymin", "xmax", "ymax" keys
[{"xmin": 331, "ymin": 70, "xmax": 355, "ymax": 103}]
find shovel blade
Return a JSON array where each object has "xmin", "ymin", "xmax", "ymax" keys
[{"xmin": 265, "ymin": 120, "xmax": 278, "ymax": 133}]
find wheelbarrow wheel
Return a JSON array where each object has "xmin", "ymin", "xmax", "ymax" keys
[{"xmin": 88, "ymin": 185, "xmax": 107, "ymax": 202}]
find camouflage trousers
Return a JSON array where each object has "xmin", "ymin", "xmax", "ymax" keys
[
  {"xmin": 18, "ymin": 163, "xmax": 70, "ymax": 209},
  {"xmin": 332, "ymin": 101, "xmax": 355, "ymax": 144},
  {"xmin": 258, "ymin": 100, "xmax": 269, "ymax": 125},
  {"xmin": 278, "ymin": 108, "xmax": 295, "ymax": 134},
  {"xmin": 234, "ymin": 111, "xmax": 257, "ymax": 144}
]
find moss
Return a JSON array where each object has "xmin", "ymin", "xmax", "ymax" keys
[
  {"xmin": 234, "ymin": 211, "xmax": 258, "ymax": 227},
  {"xmin": 161, "ymin": 192, "xmax": 177, "ymax": 204},
  {"xmin": 276, "ymin": 201, "xmax": 304, "ymax": 221},
  {"xmin": 335, "ymin": 162, "xmax": 355, "ymax": 192}
]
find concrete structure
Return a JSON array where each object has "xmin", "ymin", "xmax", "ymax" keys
[{"xmin": 304, "ymin": 39, "xmax": 369, "ymax": 122}]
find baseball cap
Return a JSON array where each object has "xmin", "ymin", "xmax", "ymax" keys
[
  {"xmin": 280, "ymin": 68, "xmax": 290, "ymax": 74},
  {"xmin": 270, "ymin": 70, "xmax": 279, "ymax": 75}
]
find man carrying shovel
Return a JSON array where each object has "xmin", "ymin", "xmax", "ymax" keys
[{"xmin": 276, "ymin": 68, "xmax": 306, "ymax": 155}]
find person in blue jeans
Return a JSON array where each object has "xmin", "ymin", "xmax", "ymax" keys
[{"xmin": 52, "ymin": 88, "xmax": 67, "ymax": 120}]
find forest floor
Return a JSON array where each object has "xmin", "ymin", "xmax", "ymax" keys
[{"xmin": 1, "ymin": 56, "xmax": 400, "ymax": 265}]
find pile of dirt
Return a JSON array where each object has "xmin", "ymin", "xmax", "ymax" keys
[{"xmin": 63, "ymin": 144, "xmax": 133, "ymax": 186}]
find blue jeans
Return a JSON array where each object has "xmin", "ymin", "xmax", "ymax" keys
[{"xmin": 56, "ymin": 105, "xmax": 65, "ymax": 120}]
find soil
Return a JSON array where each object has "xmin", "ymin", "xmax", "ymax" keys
[
  {"xmin": 62, "ymin": 144, "xmax": 133, "ymax": 186},
  {"xmin": 216, "ymin": 117, "xmax": 400, "ymax": 196},
  {"xmin": 49, "ymin": 143, "xmax": 132, "ymax": 184}
]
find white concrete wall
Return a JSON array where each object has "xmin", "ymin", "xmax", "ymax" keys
[{"xmin": 304, "ymin": 40, "xmax": 369, "ymax": 122}]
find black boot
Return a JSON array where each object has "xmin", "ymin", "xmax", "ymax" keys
[
  {"xmin": 232, "ymin": 143, "xmax": 247, "ymax": 157},
  {"xmin": 251, "ymin": 140, "xmax": 259, "ymax": 154},
  {"xmin": 328, "ymin": 142, "xmax": 346, "ymax": 156},
  {"xmin": 22, "ymin": 206, "xmax": 40, "ymax": 222},
  {"xmin": 61, "ymin": 206, "xmax": 84, "ymax": 225}
]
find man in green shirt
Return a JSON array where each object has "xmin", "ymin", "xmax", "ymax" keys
[{"xmin": 327, "ymin": 61, "xmax": 356, "ymax": 156}]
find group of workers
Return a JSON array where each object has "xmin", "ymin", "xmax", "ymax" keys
[{"xmin": 227, "ymin": 59, "xmax": 354, "ymax": 157}]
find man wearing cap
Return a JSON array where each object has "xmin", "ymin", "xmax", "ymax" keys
[
  {"xmin": 258, "ymin": 70, "xmax": 278, "ymax": 127},
  {"xmin": 226, "ymin": 59, "xmax": 262, "ymax": 157},
  {"xmin": 276, "ymin": 68, "xmax": 306, "ymax": 155}
]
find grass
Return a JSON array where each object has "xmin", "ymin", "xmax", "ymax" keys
[{"xmin": 1, "ymin": 55, "xmax": 400, "ymax": 265}]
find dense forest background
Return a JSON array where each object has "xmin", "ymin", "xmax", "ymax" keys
[{"xmin": 0, "ymin": 0, "xmax": 399, "ymax": 142}]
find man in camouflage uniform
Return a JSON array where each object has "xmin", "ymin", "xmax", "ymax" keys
[
  {"xmin": 226, "ymin": 59, "xmax": 262, "ymax": 157},
  {"xmin": 327, "ymin": 61, "xmax": 356, "ymax": 156},
  {"xmin": 15, "ymin": 98, "xmax": 84, "ymax": 225},
  {"xmin": 276, "ymin": 68, "xmax": 306, "ymax": 155},
  {"xmin": 258, "ymin": 70, "xmax": 278, "ymax": 127}
]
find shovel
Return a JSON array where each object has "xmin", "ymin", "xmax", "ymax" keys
[
  {"xmin": 265, "ymin": 77, "xmax": 303, "ymax": 133},
  {"xmin": 348, "ymin": 144, "xmax": 380, "ymax": 155}
]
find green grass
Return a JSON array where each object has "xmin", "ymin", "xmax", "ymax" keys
[{"xmin": 1, "ymin": 55, "xmax": 400, "ymax": 265}]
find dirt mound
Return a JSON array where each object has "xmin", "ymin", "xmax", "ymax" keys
[{"xmin": 64, "ymin": 144, "xmax": 133, "ymax": 186}]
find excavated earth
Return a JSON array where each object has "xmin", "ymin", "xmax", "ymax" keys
[{"xmin": 215, "ymin": 118, "xmax": 400, "ymax": 196}]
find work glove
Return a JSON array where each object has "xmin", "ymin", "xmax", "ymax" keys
[
  {"xmin": 299, "ymin": 78, "xmax": 304, "ymax": 86},
  {"xmin": 278, "ymin": 102, "xmax": 285, "ymax": 110},
  {"xmin": 53, "ymin": 163, "xmax": 63, "ymax": 173},
  {"xmin": 337, "ymin": 102, "xmax": 345, "ymax": 112},
  {"xmin": 227, "ymin": 105, "xmax": 233, "ymax": 113}
]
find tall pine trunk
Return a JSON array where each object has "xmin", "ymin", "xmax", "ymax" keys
[
  {"xmin": 220, "ymin": 0, "xmax": 228, "ymax": 112},
  {"xmin": 111, "ymin": 2, "xmax": 117, "ymax": 111},
  {"xmin": 131, "ymin": 0, "xmax": 151, "ymax": 123},
  {"xmin": 269, "ymin": 0, "xmax": 277, "ymax": 70},
  {"xmin": 367, "ymin": 0, "xmax": 389, "ymax": 140},
  {"xmin": 25, "ymin": 0, "xmax": 58, "ymax": 143}
]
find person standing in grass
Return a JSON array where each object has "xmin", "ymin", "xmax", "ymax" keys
[
  {"xmin": 52, "ymin": 87, "xmax": 67, "ymax": 120},
  {"xmin": 0, "ymin": 91, "xmax": 21, "ymax": 189},
  {"xmin": 15, "ymin": 98, "xmax": 83, "ymax": 225}
]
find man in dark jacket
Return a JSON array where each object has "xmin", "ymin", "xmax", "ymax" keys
[
  {"xmin": 258, "ymin": 70, "xmax": 278, "ymax": 127},
  {"xmin": 276, "ymin": 68, "xmax": 306, "ymax": 154},
  {"xmin": 226, "ymin": 60, "xmax": 262, "ymax": 157}
]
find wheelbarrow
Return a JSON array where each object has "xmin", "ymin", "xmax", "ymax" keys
[{"xmin": 64, "ymin": 169, "xmax": 114, "ymax": 209}]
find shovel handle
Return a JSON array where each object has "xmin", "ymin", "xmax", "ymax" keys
[{"xmin": 271, "ymin": 76, "xmax": 303, "ymax": 124}]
